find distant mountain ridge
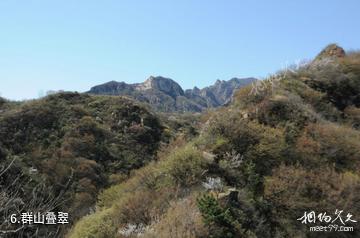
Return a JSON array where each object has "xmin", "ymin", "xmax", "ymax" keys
[{"xmin": 88, "ymin": 76, "xmax": 256, "ymax": 112}]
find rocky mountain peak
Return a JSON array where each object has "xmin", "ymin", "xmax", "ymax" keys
[
  {"xmin": 88, "ymin": 76, "xmax": 256, "ymax": 112},
  {"xmin": 193, "ymin": 86, "xmax": 200, "ymax": 93},
  {"xmin": 142, "ymin": 76, "xmax": 184, "ymax": 97},
  {"xmin": 88, "ymin": 80, "xmax": 133, "ymax": 95},
  {"xmin": 316, "ymin": 44, "xmax": 346, "ymax": 60}
]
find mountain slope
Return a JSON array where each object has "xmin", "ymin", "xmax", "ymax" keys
[
  {"xmin": 88, "ymin": 76, "xmax": 256, "ymax": 112},
  {"xmin": 70, "ymin": 44, "xmax": 360, "ymax": 238},
  {"xmin": 0, "ymin": 93, "xmax": 165, "ymax": 237}
]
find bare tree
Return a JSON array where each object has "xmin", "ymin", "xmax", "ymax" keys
[{"xmin": 0, "ymin": 157, "xmax": 73, "ymax": 237}]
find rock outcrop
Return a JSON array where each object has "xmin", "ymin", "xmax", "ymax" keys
[
  {"xmin": 315, "ymin": 44, "xmax": 346, "ymax": 60},
  {"xmin": 88, "ymin": 76, "xmax": 256, "ymax": 112}
]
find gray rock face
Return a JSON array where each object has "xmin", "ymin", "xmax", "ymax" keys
[
  {"xmin": 88, "ymin": 81, "xmax": 135, "ymax": 95},
  {"xmin": 141, "ymin": 76, "xmax": 184, "ymax": 98},
  {"xmin": 88, "ymin": 76, "xmax": 256, "ymax": 112},
  {"xmin": 185, "ymin": 77, "xmax": 256, "ymax": 107}
]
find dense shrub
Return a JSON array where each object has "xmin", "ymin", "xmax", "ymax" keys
[
  {"xmin": 162, "ymin": 145, "xmax": 208, "ymax": 187},
  {"xmin": 142, "ymin": 196, "xmax": 208, "ymax": 238},
  {"xmin": 197, "ymin": 193, "xmax": 242, "ymax": 238},
  {"xmin": 0, "ymin": 93, "xmax": 165, "ymax": 235},
  {"xmin": 264, "ymin": 165, "xmax": 360, "ymax": 237},
  {"xmin": 300, "ymin": 55, "xmax": 360, "ymax": 110},
  {"xmin": 344, "ymin": 105, "xmax": 360, "ymax": 129},
  {"xmin": 68, "ymin": 209, "xmax": 117, "ymax": 238},
  {"xmin": 296, "ymin": 123, "xmax": 360, "ymax": 170}
]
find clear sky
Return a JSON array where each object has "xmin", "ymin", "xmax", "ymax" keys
[{"xmin": 1, "ymin": 0, "xmax": 359, "ymax": 100}]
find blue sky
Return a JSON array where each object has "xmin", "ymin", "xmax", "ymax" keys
[{"xmin": 0, "ymin": 0, "xmax": 359, "ymax": 100}]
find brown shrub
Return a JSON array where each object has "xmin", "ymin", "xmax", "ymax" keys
[
  {"xmin": 143, "ymin": 196, "xmax": 208, "ymax": 238},
  {"xmin": 296, "ymin": 123, "xmax": 360, "ymax": 170},
  {"xmin": 265, "ymin": 165, "xmax": 360, "ymax": 236}
]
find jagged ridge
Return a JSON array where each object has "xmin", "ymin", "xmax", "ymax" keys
[{"xmin": 88, "ymin": 76, "xmax": 256, "ymax": 112}]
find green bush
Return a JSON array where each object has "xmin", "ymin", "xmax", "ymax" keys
[
  {"xmin": 68, "ymin": 208, "xmax": 117, "ymax": 238},
  {"xmin": 163, "ymin": 145, "xmax": 208, "ymax": 187},
  {"xmin": 197, "ymin": 193, "xmax": 243, "ymax": 238}
]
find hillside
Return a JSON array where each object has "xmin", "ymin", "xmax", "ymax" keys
[
  {"xmin": 87, "ymin": 76, "xmax": 256, "ymax": 112},
  {"xmin": 0, "ymin": 93, "xmax": 166, "ymax": 237},
  {"xmin": 69, "ymin": 44, "xmax": 360, "ymax": 238},
  {"xmin": 1, "ymin": 44, "xmax": 359, "ymax": 238}
]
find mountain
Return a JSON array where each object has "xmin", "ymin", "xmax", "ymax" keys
[
  {"xmin": 3, "ymin": 44, "xmax": 360, "ymax": 238},
  {"xmin": 185, "ymin": 77, "xmax": 256, "ymax": 106},
  {"xmin": 70, "ymin": 44, "xmax": 360, "ymax": 238},
  {"xmin": 87, "ymin": 76, "xmax": 256, "ymax": 112}
]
